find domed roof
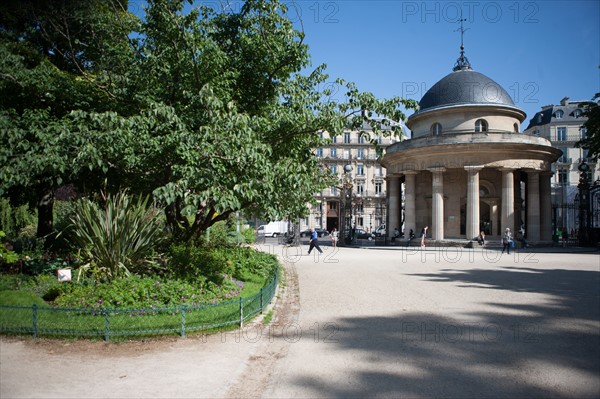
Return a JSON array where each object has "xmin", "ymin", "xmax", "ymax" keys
[{"xmin": 418, "ymin": 69, "xmax": 516, "ymax": 112}]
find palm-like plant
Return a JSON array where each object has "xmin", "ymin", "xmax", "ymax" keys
[{"xmin": 68, "ymin": 192, "xmax": 164, "ymax": 280}]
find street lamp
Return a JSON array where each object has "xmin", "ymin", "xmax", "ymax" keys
[
  {"xmin": 339, "ymin": 164, "xmax": 353, "ymax": 246},
  {"xmin": 577, "ymin": 161, "xmax": 590, "ymax": 246}
]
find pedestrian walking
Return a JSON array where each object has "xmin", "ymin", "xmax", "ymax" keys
[
  {"xmin": 407, "ymin": 229, "xmax": 415, "ymax": 247},
  {"xmin": 420, "ymin": 226, "xmax": 428, "ymax": 249},
  {"xmin": 308, "ymin": 228, "xmax": 323, "ymax": 254},
  {"xmin": 502, "ymin": 227, "xmax": 513, "ymax": 254},
  {"xmin": 330, "ymin": 228, "xmax": 339, "ymax": 248}
]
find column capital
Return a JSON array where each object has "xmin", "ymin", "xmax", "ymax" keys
[
  {"xmin": 427, "ymin": 166, "xmax": 446, "ymax": 174},
  {"xmin": 499, "ymin": 167, "xmax": 515, "ymax": 173},
  {"xmin": 464, "ymin": 165, "xmax": 484, "ymax": 173}
]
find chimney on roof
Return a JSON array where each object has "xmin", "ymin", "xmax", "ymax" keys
[{"xmin": 560, "ymin": 97, "xmax": 570, "ymax": 106}]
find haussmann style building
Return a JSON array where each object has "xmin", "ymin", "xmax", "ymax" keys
[{"xmin": 380, "ymin": 48, "xmax": 562, "ymax": 244}]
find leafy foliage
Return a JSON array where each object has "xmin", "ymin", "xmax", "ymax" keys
[
  {"xmin": 576, "ymin": 93, "xmax": 600, "ymax": 161},
  {"xmin": 67, "ymin": 192, "xmax": 165, "ymax": 281},
  {"xmin": 1, "ymin": 0, "xmax": 417, "ymax": 244},
  {"xmin": 0, "ymin": 199, "xmax": 37, "ymax": 239},
  {"xmin": 168, "ymin": 244, "xmax": 277, "ymax": 283},
  {"xmin": 0, "ymin": 231, "xmax": 18, "ymax": 265},
  {"xmin": 0, "ymin": 274, "xmax": 62, "ymax": 299},
  {"xmin": 53, "ymin": 274, "xmax": 244, "ymax": 310},
  {"xmin": 0, "ymin": 0, "xmax": 137, "ymax": 239}
]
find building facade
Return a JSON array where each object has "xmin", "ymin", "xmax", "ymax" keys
[
  {"xmin": 524, "ymin": 98, "xmax": 599, "ymax": 235},
  {"xmin": 305, "ymin": 128, "xmax": 398, "ymax": 233},
  {"xmin": 381, "ymin": 50, "xmax": 561, "ymax": 243}
]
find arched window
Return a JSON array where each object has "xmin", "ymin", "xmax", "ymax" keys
[
  {"xmin": 475, "ymin": 119, "xmax": 488, "ymax": 132},
  {"xmin": 554, "ymin": 110, "xmax": 564, "ymax": 119},
  {"xmin": 513, "ymin": 123, "xmax": 519, "ymax": 133},
  {"xmin": 430, "ymin": 122, "xmax": 442, "ymax": 136}
]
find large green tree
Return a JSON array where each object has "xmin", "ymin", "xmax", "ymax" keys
[
  {"xmin": 576, "ymin": 93, "xmax": 600, "ymax": 162},
  {"xmin": 1, "ymin": 0, "xmax": 418, "ymax": 243},
  {"xmin": 0, "ymin": 0, "xmax": 136, "ymax": 240}
]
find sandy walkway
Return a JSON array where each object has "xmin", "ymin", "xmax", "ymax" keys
[{"xmin": 2, "ymin": 244, "xmax": 599, "ymax": 398}]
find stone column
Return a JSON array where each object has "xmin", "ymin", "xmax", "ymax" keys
[
  {"xmin": 388, "ymin": 175, "xmax": 400, "ymax": 240},
  {"xmin": 465, "ymin": 166, "xmax": 483, "ymax": 240},
  {"xmin": 501, "ymin": 168, "xmax": 515, "ymax": 234},
  {"xmin": 540, "ymin": 172, "xmax": 553, "ymax": 241},
  {"xmin": 429, "ymin": 167, "xmax": 446, "ymax": 240},
  {"xmin": 526, "ymin": 170, "xmax": 541, "ymax": 241},
  {"xmin": 490, "ymin": 199, "xmax": 499, "ymax": 236},
  {"xmin": 404, "ymin": 172, "xmax": 417, "ymax": 237}
]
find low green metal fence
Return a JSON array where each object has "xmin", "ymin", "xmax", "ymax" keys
[{"xmin": 0, "ymin": 266, "xmax": 278, "ymax": 341}]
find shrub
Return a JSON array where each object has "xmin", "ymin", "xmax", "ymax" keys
[
  {"xmin": 0, "ymin": 274, "xmax": 63, "ymax": 300},
  {"xmin": 241, "ymin": 226, "xmax": 256, "ymax": 244},
  {"xmin": 0, "ymin": 231, "xmax": 18, "ymax": 265},
  {"xmin": 67, "ymin": 192, "xmax": 165, "ymax": 281},
  {"xmin": 168, "ymin": 244, "xmax": 236, "ymax": 283},
  {"xmin": 54, "ymin": 274, "xmax": 244, "ymax": 310},
  {"xmin": 0, "ymin": 199, "xmax": 36, "ymax": 240}
]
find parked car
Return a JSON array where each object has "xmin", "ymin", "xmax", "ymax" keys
[
  {"xmin": 345, "ymin": 228, "xmax": 375, "ymax": 241},
  {"xmin": 300, "ymin": 228, "xmax": 329, "ymax": 238}
]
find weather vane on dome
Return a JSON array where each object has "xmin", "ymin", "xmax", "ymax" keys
[{"xmin": 453, "ymin": 11, "xmax": 472, "ymax": 71}]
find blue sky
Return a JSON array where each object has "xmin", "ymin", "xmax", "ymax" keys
[
  {"xmin": 130, "ymin": 1, "xmax": 599, "ymax": 132},
  {"xmin": 294, "ymin": 0, "xmax": 599, "ymax": 130}
]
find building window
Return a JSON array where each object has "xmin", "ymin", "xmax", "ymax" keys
[
  {"xmin": 558, "ymin": 169, "xmax": 568, "ymax": 185},
  {"xmin": 344, "ymin": 132, "xmax": 351, "ymax": 143},
  {"xmin": 533, "ymin": 129, "xmax": 540, "ymax": 136},
  {"xmin": 358, "ymin": 133, "xmax": 366, "ymax": 144},
  {"xmin": 332, "ymin": 135, "xmax": 337, "ymax": 143},
  {"xmin": 536, "ymin": 114, "xmax": 543, "ymax": 124},
  {"xmin": 558, "ymin": 147, "xmax": 569, "ymax": 163},
  {"xmin": 328, "ymin": 201, "xmax": 338, "ymax": 211},
  {"xmin": 316, "ymin": 148, "xmax": 323, "ymax": 157},
  {"xmin": 375, "ymin": 166, "xmax": 383, "ymax": 176},
  {"xmin": 357, "ymin": 148, "xmax": 364, "ymax": 159},
  {"xmin": 357, "ymin": 217, "xmax": 364, "ymax": 227},
  {"xmin": 330, "ymin": 148, "xmax": 337, "ymax": 158},
  {"xmin": 574, "ymin": 109, "xmax": 582, "ymax": 118},
  {"xmin": 475, "ymin": 119, "xmax": 488, "ymax": 132},
  {"xmin": 375, "ymin": 134, "xmax": 383, "ymax": 144},
  {"xmin": 513, "ymin": 123, "xmax": 519, "ymax": 133},
  {"xmin": 375, "ymin": 182, "xmax": 382, "ymax": 194},
  {"xmin": 431, "ymin": 123, "xmax": 442, "ymax": 136},
  {"xmin": 331, "ymin": 187, "xmax": 338, "ymax": 196},
  {"xmin": 557, "ymin": 127, "xmax": 567, "ymax": 141},
  {"xmin": 554, "ymin": 110, "xmax": 564, "ymax": 119},
  {"xmin": 330, "ymin": 164, "xmax": 337, "ymax": 174},
  {"xmin": 357, "ymin": 164, "xmax": 364, "ymax": 176},
  {"xmin": 581, "ymin": 127, "xmax": 587, "ymax": 140},
  {"xmin": 356, "ymin": 204, "xmax": 364, "ymax": 213},
  {"xmin": 356, "ymin": 183, "xmax": 364, "ymax": 195},
  {"xmin": 343, "ymin": 149, "xmax": 350, "ymax": 159}
]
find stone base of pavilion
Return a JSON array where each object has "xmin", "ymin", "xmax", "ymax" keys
[{"xmin": 384, "ymin": 237, "xmax": 557, "ymax": 249}]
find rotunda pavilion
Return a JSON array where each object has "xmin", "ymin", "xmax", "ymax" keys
[{"xmin": 381, "ymin": 50, "xmax": 561, "ymax": 243}]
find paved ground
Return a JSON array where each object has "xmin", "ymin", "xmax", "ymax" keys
[{"xmin": 1, "ymin": 244, "xmax": 599, "ymax": 398}]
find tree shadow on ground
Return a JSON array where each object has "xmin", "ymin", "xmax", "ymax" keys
[{"xmin": 289, "ymin": 267, "xmax": 600, "ymax": 398}]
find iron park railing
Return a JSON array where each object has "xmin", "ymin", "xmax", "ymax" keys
[{"xmin": 0, "ymin": 266, "xmax": 278, "ymax": 341}]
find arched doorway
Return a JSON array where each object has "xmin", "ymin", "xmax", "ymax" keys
[{"xmin": 480, "ymin": 200, "xmax": 492, "ymax": 235}]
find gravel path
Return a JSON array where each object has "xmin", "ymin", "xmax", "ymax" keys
[{"xmin": 2, "ymin": 244, "xmax": 599, "ymax": 398}]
